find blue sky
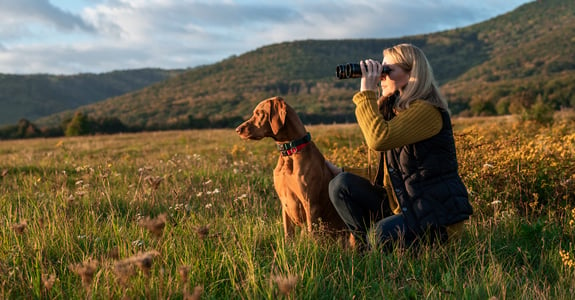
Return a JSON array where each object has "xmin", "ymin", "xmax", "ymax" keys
[{"xmin": 0, "ymin": 0, "xmax": 532, "ymax": 75}]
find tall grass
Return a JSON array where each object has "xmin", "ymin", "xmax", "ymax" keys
[{"xmin": 0, "ymin": 115, "xmax": 574, "ymax": 299}]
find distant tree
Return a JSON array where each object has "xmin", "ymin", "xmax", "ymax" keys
[
  {"xmin": 40, "ymin": 126, "xmax": 64, "ymax": 138},
  {"xmin": 508, "ymin": 99, "xmax": 526, "ymax": 115},
  {"xmin": 95, "ymin": 117, "xmax": 127, "ymax": 134},
  {"xmin": 469, "ymin": 97, "xmax": 496, "ymax": 116},
  {"xmin": 17, "ymin": 119, "xmax": 42, "ymax": 138},
  {"xmin": 188, "ymin": 115, "xmax": 210, "ymax": 129},
  {"xmin": 0, "ymin": 124, "xmax": 20, "ymax": 139},
  {"xmin": 495, "ymin": 98, "xmax": 510, "ymax": 115},
  {"xmin": 0, "ymin": 119, "xmax": 43, "ymax": 139},
  {"xmin": 65, "ymin": 112, "xmax": 91, "ymax": 136},
  {"xmin": 520, "ymin": 94, "xmax": 554, "ymax": 125}
]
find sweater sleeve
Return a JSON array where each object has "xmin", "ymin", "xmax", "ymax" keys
[{"xmin": 353, "ymin": 91, "xmax": 443, "ymax": 151}]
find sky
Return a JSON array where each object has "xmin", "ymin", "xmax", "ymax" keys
[{"xmin": 0, "ymin": 0, "xmax": 532, "ymax": 75}]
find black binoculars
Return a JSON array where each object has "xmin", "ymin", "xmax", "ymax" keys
[{"xmin": 335, "ymin": 63, "xmax": 391, "ymax": 79}]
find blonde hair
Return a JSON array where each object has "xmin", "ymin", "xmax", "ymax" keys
[{"xmin": 382, "ymin": 43, "xmax": 448, "ymax": 112}]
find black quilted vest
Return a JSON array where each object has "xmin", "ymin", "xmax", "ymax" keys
[{"xmin": 378, "ymin": 108, "xmax": 473, "ymax": 233}]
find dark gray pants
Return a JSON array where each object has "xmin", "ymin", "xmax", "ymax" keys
[{"xmin": 329, "ymin": 172, "xmax": 445, "ymax": 251}]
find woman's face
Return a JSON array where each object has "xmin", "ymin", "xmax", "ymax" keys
[{"xmin": 380, "ymin": 57, "xmax": 410, "ymax": 97}]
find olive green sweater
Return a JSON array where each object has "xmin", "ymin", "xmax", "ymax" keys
[
  {"xmin": 353, "ymin": 91, "xmax": 443, "ymax": 151},
  {"xmin": 353, "ymin": 91, "xmax": 443, "ymax": 214}
]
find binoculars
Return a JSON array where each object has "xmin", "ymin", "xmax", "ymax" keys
[{"xmin": 335, "ymin": 63, "xmax": 391, "ymax": 79}]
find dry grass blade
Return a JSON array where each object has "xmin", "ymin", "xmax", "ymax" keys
[
  {"xmin": 107, "ymin": 246, "xmax": 119, "ymax": 260},
  {"xmin": 145, "ymin": 175, "xmax": 164, "ymax": 190}
]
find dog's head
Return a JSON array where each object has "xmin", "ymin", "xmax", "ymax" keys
[{"xmin": 235, "ymin": 96, "xmax": 287, "ymax": 140}]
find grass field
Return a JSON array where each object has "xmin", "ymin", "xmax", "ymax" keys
[{"xmin": 1, "ymin": 114, "xmax": 574, "ymax": 299}]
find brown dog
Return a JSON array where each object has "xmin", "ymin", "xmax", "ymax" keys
[{"xmin": 236, "ymin": 96, "xmax": 346, "ymax": 240}]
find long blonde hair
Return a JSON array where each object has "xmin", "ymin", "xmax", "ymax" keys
[{"xmin": 381, "ymin": 43, "xmax": 448, "ymax": 112}]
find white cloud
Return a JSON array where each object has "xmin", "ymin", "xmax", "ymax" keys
[
  {"xmin": 0, "ymin": 0, "xmax": 532, "ymax": 74},
  {"xmin": 0, "ymin": 0, "xmax": 93, "ymax": 36}
]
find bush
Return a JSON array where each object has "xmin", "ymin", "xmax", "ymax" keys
[
  {"xmin": 519, "ymin": 94, "xmax": 555, "ymax": 125},
  {"xmin": 65, "ymin": 112, "xmax": 91, "ymax": 136}
]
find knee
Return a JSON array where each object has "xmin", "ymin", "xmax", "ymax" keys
[
  {"xmin": 374, "ymin": 214, "xmax": 405, "ymax": 243},
  {"xmin": 328, "ymin": 172, "xmax": 349, "ymax": 204}
]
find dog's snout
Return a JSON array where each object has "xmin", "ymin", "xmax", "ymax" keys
[{"xmin": 235, "ymin": 123, "xmax": 245, "ymax": 134}]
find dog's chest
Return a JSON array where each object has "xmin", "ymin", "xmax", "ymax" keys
[
  {"xmin": 273, "ymin": 155, "xmax": 318, "ymax": 180},
  {"xmin": 273, "ymin": 157, "xmax": 303, "ymax": 191},
  {"xmin": 274, "ymin": 156, "xmax": 294, "ymax": 175},
  {"xmin": 273, "ymin": 155, "xmax": 322, "ymax": 198}
]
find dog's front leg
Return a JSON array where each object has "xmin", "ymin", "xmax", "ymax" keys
[
  {"xmin": 303, "ymin": 201, "xmax": 315, "ymax": 234},
  {"xmin": 282, "ymin": 208, "xmax": 296, "ymax": 241}
]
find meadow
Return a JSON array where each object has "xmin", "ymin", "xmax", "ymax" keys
[{"xmin": 1, "ymin": 113, "xmax": 574, "ymax": 299}]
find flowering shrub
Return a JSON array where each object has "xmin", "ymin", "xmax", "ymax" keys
[
  {"xmin": 318, "ymin": 117, "xmax": 575, "ymax": 217},
  {"xmin": 455, "ymin": 119, "xmax": 574, "ymax": 216}
]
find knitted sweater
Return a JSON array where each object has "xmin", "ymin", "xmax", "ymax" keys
[
  {"xmin": 353, "ymin": 91, "xmax": 443, "ymax": 150},
  {"xmin": 353, "ymin": 91, "xmax": 443, "ymax": 214}
]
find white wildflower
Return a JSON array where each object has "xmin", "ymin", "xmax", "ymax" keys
[{"xmin": 234, "ymin": 194, "xmax": 248, "ymax": 202}]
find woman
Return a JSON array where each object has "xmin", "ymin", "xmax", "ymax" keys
[{"xmin": 327, "ymin": 43, "xmax": 473, "ymax": 251}]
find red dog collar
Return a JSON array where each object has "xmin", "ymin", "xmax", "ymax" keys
[{"xmin": 277, "ymin": 132, "xmax": 311, "ymax": 156}]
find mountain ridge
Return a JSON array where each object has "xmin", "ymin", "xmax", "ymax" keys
[
  {"xmin": 7, "ymin": 0, "xmax": 575, "ymax": 131},
  {"xmin": 0, "ymin": 68, "xmax": 185, "ymax": 126}
]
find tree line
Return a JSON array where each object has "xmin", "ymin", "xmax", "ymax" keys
[
  {"xmin": 0, "ymin": 112, "xmax": 268, "ymax": 140},
  {"xmin": 1, "ymin": 98, "xmax": 559, "ymax": 141}
]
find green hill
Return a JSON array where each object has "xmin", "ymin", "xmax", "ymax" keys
[
  {"xmin": 29, "ymin": 0, "xmax": 575, "ymax": 129},
  {"xmin": 0, "ymin": 69, "xmax": 184, "ymax": 126}
]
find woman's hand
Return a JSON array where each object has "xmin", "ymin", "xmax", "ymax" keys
[{"xmin": 360, "ymin": 59, "xmax": 382, "ymax": 92}]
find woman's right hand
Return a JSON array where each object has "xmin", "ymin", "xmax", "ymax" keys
[{"xmin": 360, "ymin": 59, "xmax": 382, "ymax": 92}]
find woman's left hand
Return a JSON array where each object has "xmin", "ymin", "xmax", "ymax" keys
[{"xmin": 360, "ymin": 59, "xmax": 382, "ymax": 92}]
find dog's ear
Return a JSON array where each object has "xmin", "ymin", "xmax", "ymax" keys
[{"xmin": 270, "ymin": 97, "xmax": 287, "ymax": 135}]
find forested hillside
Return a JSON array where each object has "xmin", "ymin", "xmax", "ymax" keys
[
  {"xmin": 14, "ymin": 0, "xmax": 575, "ymax": 132},
  {"xmin": 0, "ymin": 69, "xmax": 183, "ymax": 126}
]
